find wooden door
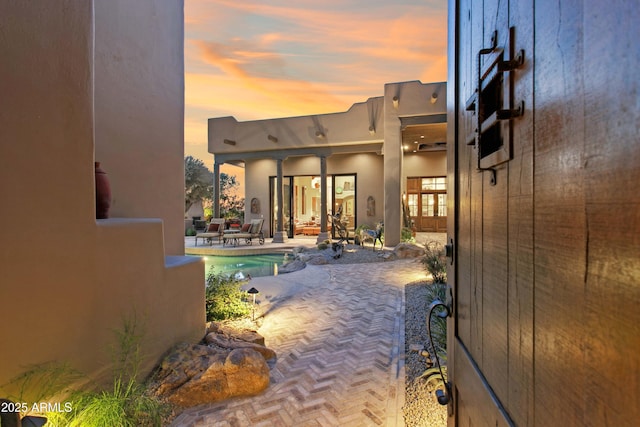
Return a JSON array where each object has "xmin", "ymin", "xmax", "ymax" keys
[
  {"xmin": 449, "ymin": 1, "xmax": 640, "ymax": 426},
  {"xmin": 448, "ymin": 0, "xmax": 534, "ymax": 425},
  {"xmin": 407, "ymin": 177, "xmax": 447, "ymax": 232}
]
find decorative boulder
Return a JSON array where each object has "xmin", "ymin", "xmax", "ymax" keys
[
  {"xmin": 205, "ymin": 333, "xmax": 276, "ymax": 361},
  {"xmin": 279, "ymin": 259, "xmax": 306, "ymax": 273},
  {"xmin": 393, "ymin": 243, "xmax": 425, "ymax": 259},
  {"xmin": 206, "ymin": 322, "xmax": 266, "ymax": 346},
  {"xmin": 298, "ymin": 252, "xmax": 327, "ymax": 265},
  {"xmin": 152, "ymin": 344, "xmax": 270, "ymax": 407}
]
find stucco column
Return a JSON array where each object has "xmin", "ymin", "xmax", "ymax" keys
[
  {"xmin": 272, "ymin": 157, "xmax": 288, "ymax": 243},
  {"xmin": 213, "ymin": 161, "xmax": 221, "ymax": 218},
  {"xmin": 383, "ymin": 84, "xmax": 402, "ymax": 246},
  {"xmin": 316, "ymin": 155, "xmax": 330, "ymax": 243}
]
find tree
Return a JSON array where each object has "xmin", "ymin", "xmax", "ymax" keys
[
  {"xmin": 184, "ymin": 156, "xmax": 245, "ymax": 220},
  {"xmin": 219, "ymin": 173, "xmax": 244, "ymax": 221},
  {"xmin": 184, "ymin": 156, "xmax": 213, "ymax": 214}
]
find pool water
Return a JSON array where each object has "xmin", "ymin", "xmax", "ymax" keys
[{"xmin": 194, "ymin": 253, "xmax": 287, "ymax": 279}]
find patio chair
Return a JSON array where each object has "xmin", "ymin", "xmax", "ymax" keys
[
  {"xmin": 195, "ymin": 218, "xmax": 225, "ymax": 246},
  {"xmin": 222, "ymin": 218, "xmax": 265, "ymax": 246}
]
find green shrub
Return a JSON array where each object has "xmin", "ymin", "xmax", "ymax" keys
[
  {"xmin": 401, "ymin": 227, "xmax": 415, "ymax": 243},
  {"xmin": 421, "ymin": 241, "xmax": 447, "ymax": 283},
  {"xmin": 185, "ymin": 227, "xmax": 197, "ymax": 236},
  {"xmin": 22, "ymin": 317, "xmax": 170, "ymax": 427},
  {"xmin": 205, "ymin": 271, "xmax": 251, "ymax": 321},
  {"xmin": 317, "ymin": 242, "xmax": 328, "ymax": 250}
]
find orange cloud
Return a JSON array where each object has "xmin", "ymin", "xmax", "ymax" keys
[{"xmin": 184, "ymin": 0, "xmax": 447, "ymax": 163}]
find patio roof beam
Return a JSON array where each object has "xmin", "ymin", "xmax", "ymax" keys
[{"xmin": 212, "ymin": 142, "xmax": 383, "ymax": 164}]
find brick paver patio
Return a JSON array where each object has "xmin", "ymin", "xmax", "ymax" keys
[{"xmin": 171, "ymin": 258, "xmax": 425, "ymax": 426}]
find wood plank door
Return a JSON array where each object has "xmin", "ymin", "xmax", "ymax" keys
[{"xmin": 448, "ymin": 0, "xmax": 533, "ymax": 425}]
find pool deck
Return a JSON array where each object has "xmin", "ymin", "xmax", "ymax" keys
[
  {"xmin": 185, "ymin": 232, "xmax": 444, "ymax": 257},
  {"xmin": 185, "ymin": 235, "xmax": 319, "ymax": 256}
]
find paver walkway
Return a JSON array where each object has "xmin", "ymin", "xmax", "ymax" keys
[{"xmin": 171, "ymin": 258, "xmax": 425, "ymax": 427}]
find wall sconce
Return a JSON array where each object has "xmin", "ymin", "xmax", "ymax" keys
[
  {"xmin": 431, "ymin": 92, "xmax": 438, "ymax": 104},
  {"xmin": 315, "ymin": 130, "xmax": 325, "ymax": 139},
  {"xmin": 392, "ymin": 96, "xmax": 399, "ymax": 109},
  {"xmin": 267, "ymin": 134, "xmax": 278, "ymax": 143},
  {"xmin": 369, "ymin": 125, "xmax": 376, "ymax": 135},
  {"xmin": 223, "ymin": 139, "xmax": 236, "ymax": 145}
]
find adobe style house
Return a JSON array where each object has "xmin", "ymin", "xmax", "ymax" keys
[
  {"xmin": 208, "ymin": 80, "xmax": 448, "ymax": 246},
  {"xmin": 0, "ymin": 1, "xmax": 204, "ymax": 395},
  {"xmin": 447, "ymin": 0, "xmax": 639, "ymax": 426}
]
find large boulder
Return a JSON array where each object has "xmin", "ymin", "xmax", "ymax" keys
[
  {"xmin": 205, "ymin": 333, "xmax": 276, "ymax": 361},
  {"xmin": 393, "ymin": 243, "xmax": 425, "ymax": 259},
  {"xmin": 206, "ymin": 322, "xmax": 266, "ymax": 346},
  {"xmin": 279, "ymin": 259, "xmax": 306, "ymax": 273},
  {"xmin": 152, "ymin": 344, "xmax": 270, "ymax": 407}
]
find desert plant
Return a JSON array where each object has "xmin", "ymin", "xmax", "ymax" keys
[
  {"xmin": 317, "ymin": 242, "xmax": 328, "ymax": 250},
  {"xmin": 46, "ymin": 317, "xmax": 169, "ymax": 427},
  {"xmin": 205, "ymin": 271, "xmax": 251, "ymax": 321},
  {"xmin": 421, "ymin": 241, "xmax": 447, "ymax": 283},
  {"xmin": 3, "ymin": 317, "xmax": 168, "ymax": 426},
  {"xmin": 401, "ymin": 227, "xmax": 415, "ymax": 243},
  {"xmin": 185, "ymin": 227, "xmax": 197, "ymax": 236}
]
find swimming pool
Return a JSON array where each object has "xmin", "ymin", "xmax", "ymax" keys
[{"xmin": 193, "ymin": 253, "xmax": 287, "ymax": 279}]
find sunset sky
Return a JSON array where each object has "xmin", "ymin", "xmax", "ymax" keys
[{"xmin": 184, "ymin": 0, "xmax": 448, "ymax": 181}]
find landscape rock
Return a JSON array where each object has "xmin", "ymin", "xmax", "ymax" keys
[
  {"xmin": 305, "ymin": 253, "xmax": 329, "ymax": 265},
  {"xmin": 206, "ymin": 322, "xmax": 265, "ymax": 346},
  {"xmin": 152, "ymin": 344, "xmax": 270, "ymax": 408},
  {"xmin": 393, "ymin": 243, "xmax": 425, "ymax": 259},
  {"xmin": 279, "ymin": 259, "xmax": 306, "ymax": 273},
  {"xmin": 205, "ymin": 333, "xmax": 276, "ymax": 361}
]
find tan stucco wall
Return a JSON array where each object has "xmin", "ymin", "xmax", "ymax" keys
[
  {"xmin": 403, "ymin": 151, "xmax": 447, "ymax": 179},
  {"xmin": 0, "ymin": 1, "xmax": 204, "ymax": 395},
  {"xmin": 94, "ymin": 0, "xmax": 185, "ymax": 256}
]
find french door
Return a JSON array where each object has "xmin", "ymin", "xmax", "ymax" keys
[{"xmin": 407, "ymin": 177, "xmax": 447, "ymax": 232}]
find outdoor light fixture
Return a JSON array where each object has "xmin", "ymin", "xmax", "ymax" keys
[
  {"xmin": 369, "ymin": 125, "xmax": 376, "ymax": 135},
  {"xmin": 392, "ymin": 96, "xmax": 399, "ymax": 108},
  {"xmin": 248, "ymin": 287, "xmax": 259, "ymax": 321},
  {"xmin": 268, "ymin": 134, "xmax": 278, "ymax": 143},
  {"xmin": 223, "ymin": 139, "xmax": 236, "ymax": 145},
  {"xmin": 315, "ymin": 130, "xmax": 325, "ymax": 139},
  {"xmin": 431, "ymin": 92, "xmax": 438, "ymax": 104}
]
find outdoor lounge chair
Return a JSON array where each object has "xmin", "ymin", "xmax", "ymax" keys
[
  {"xmin": 195, "ymin": 218, "xmax": 225, "ymax": 246},
  {"xmin": 222, "ymin": 218, "xmax": 265, "ymax": 246}
]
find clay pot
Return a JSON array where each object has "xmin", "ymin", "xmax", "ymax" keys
[{"xmin": 95, "ymin": 162, "xmax": 112, "ymax": 219}]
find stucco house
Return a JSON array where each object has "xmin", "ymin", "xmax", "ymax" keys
[
  {"xmin": 208, "ymin": 80, "xmax": 448, "ymax": 246},
  {"xmin": 0, "ymin": 0, "xmax": 204, "ymax": 397}
]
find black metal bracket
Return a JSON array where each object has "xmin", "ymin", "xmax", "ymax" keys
[
  {"xmin": 426, "ymin": 287, "xmax": 454, "ymax": 411},
  {"xmin": 465, "ymin": 27, "xmax": 525, "ymax": 186}
]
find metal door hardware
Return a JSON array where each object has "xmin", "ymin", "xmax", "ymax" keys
[{"xmin": 465, "ymin": 27, "xmax": 525, "ymax": 185}]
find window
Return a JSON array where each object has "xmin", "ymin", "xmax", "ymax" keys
[
  {"xmin": 408, "ymin": 194, "xmax": 418, "ymax": 216},
  {"xmin": 421, "ymin": 177, "xmax": 446, "ymax": 191}
]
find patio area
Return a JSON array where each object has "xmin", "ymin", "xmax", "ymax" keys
[
  {"xmin": 184, "ymin": 232, "xmax": 446, "ymax": 256},
  {"xmin": 170, "ymin": 257, "xmax": 428, "ymax": 426}
]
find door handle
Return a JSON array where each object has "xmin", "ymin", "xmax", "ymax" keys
[{"xmin": 445, "ymin": 238, "xmax": 454, "ymax": 265}]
